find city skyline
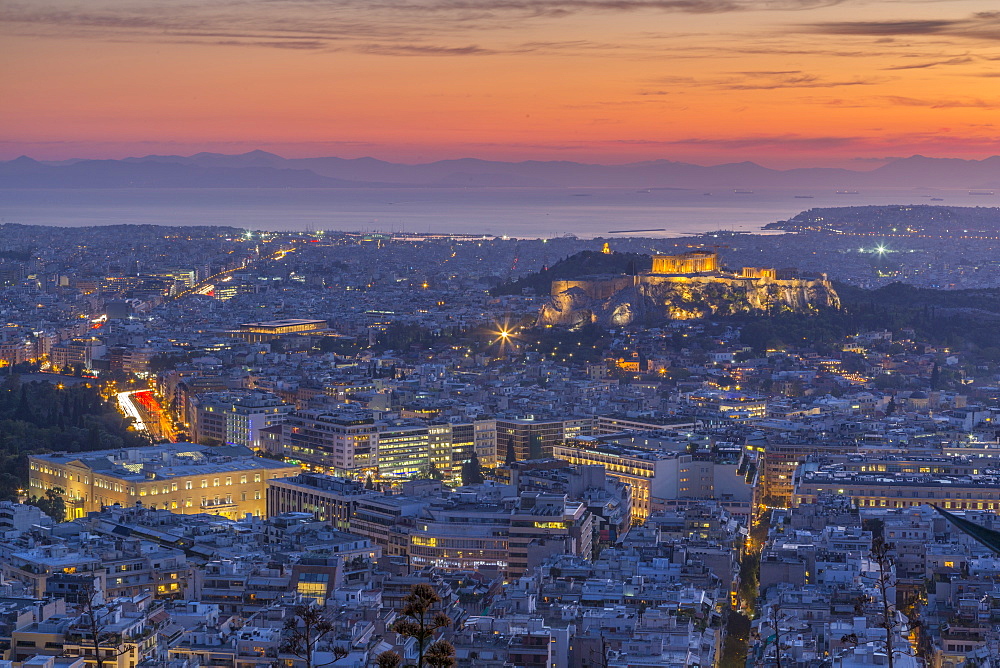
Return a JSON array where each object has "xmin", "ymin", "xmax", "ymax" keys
[{"xmin": 3, "ymin": 0, "xmax": 1000, "ymax": 167}]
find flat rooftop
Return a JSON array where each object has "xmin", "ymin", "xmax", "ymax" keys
[{"xmin": 239, "ymin": 319, "xmax": 327, "ymax": 328}]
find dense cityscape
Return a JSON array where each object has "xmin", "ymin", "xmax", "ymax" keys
[{"xmin": 2, "ymin": 215, "xmax": 1000, "ymax": 667}]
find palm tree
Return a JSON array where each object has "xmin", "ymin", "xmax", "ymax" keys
[
  {"xmin": 281, "ymin": 604, "xmax": 343, "ymax": 668},
  {"xmin": 391, "ymin": 584, "xmax": 453, "ymax": 668}
]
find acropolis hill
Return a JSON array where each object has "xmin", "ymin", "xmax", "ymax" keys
[{"xmin": 537, "ymin": 250, "xmax": 840, "ymax": 327}]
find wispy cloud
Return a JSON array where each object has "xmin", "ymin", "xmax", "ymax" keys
[
  {"xmin": 816, "ymin": 94, "xmax": 1000, "ymax": 109},
  {"xmin": 722, "ymin": 72, "xmax": 877, "ymax": 89},
  {"xmin": 0, "ymin": 0, "xmax": 850, "ymax": 55},
  {"xmin": 881, "ymin": 96, "xmax": 997, "ymax": 108},
  {"xmin": 362, "ymin": 0, "xmax": 847, "ymax": 14},
  {"xmin": 358, "ymin": 43, "xmax": 497, "ymax": 56},
  {"xmin": 806, "ymin": 12, "xmax": 1000, "ymax": 42},
  {"xmin": 653, "ymin": 70, "xmax": 882, "ymax": 90},
  {"xmin": 883, "ymin": 55, "xmax": 973, "ymax": 70},
  {"xmin": 810, "ymin": 19, "xmax": 957, "ymax": 36}
]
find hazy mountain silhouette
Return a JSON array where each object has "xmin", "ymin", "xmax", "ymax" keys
[{"xmin": 3, "ymin": 150, "xmax": 1000, "ymax": 189}]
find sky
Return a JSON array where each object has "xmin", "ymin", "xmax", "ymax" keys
[{"xmin": 2, "ymin": 0, "xmax": 1000, "ymax": 167}]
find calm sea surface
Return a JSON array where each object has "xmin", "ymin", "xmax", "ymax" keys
[{"xmin": 0, "ymin": 187, "xmax": 990, "ymax": 238}]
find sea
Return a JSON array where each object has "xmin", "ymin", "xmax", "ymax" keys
[{"xmin": 0, "ymin": 186, "xmax": 991, "ymax": 238}]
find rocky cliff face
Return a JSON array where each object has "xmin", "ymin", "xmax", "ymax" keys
[{"xmin": 538, "ymin": 275, "xmax": 840, "ymax": 327}]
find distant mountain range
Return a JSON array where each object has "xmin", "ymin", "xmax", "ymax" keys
[{"xmin": 4, "ymin": 150, "xmax": 1000, "ymax": 189}]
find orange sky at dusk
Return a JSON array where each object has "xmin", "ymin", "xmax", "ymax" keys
[{"xmin": 3, "ymin": 0, "xmax": 1000, "ymax": 167}]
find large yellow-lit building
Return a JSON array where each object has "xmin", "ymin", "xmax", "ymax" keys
[
  {"xmin": 792, "ymin": 455, "xmax": 1000, "ymax": 511},
  {"xmin": 28, "ymin": 443, "xmax": 300, "ymax": 520},
  {"xmin": 651, "ymin": 250, "xmax": 720, "ymax": 274},
  {"xmin": 234, "ymin": 319, "xmax": 328, "ymax": 342}
]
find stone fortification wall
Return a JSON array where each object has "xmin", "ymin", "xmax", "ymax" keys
[
  {"xmin": 549, "ymin": 277, "xmax": 634, "ymax": 300},
  {"xmin": 538, "ymin": 274, "xmax": 840, "ymax": 326}
]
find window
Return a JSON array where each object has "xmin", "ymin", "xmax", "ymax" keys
[
  {"xmin": 185, "ymin": 481, "xmax": 192, "ymax": 490},
  {"xmin": 254, "ymin": 491, "xmax": 261, "ymax": 500},
  {"xmin": 226, "ymin": 477, "xmax": 232, "ymax": 486},
  {"xmin": 254, "ymin": 473, "xmax": 261, "ymax": 483},
  {"xmin": 201, "ymin": 479, "xmax": 208, "ymax": 488},
  {"xmin": 171, "ymin": 482, "xmax": 178, "ymax": 492},
  {"xmin": 240, "ymin": 475, "xmax": 247, "ymax": 484},
  {"xmin": 213, "ymin": 478, "xmax": 220, "ymax": 487}
]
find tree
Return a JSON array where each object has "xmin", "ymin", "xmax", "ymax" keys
[
  {"xmin": 424, "ymin": 640, "xmax": 456, "ymax": 668},
  {"xmin": 281, "ymin": 604, "xmax": 338, "ymax": 668},
  {"xmin": 375, "ymin": 652, "xmax": 402, "ymax": 668},
  {"xmin": 842, "ymin": 535, "xmax": 917, "ymax": 668},
  {"xmin": 77, "ymin": 582, "xmax": 133, "ymax": 668},
  {"xmin": 392, "ymin": 584, "xmax": 453, "ymax": 668},
  {"xmin": 28, "ymin": 486, "xmax": 66, "ymax": 523},
  {"xmin": 885, "ymin": 396, "xmax": 897, "ymax": 416},
  {"xmin": 460, "ymin": 453, "xmax": 484, "ymax": 486},
  {"xmin": 413, "ymin": 462, "xmax": 443, "ymax": 482}
]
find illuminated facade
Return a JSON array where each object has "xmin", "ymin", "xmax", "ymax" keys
[
  {"xmin": 685, "ymin": 390, "xmax": 767, "ymax": 421},
  {"xmin": 594, "ymin": 415, "xmax": 697, "ymax": 436},
  {"xmin": 651, "ymin": 250, "xmax": 720, "ymax": 274},
  {"xmin": 50, "ymin": 337, "xmax": 106, "ymax": 372},
  {"xmin": 277, "ymin": 409, "xmax": 491, "ymax": 482},
  {"xmin": 496, "ymin": 416, "xmax": 591, "ymax": 463},
  {"xmin": 267, "ymin": 473, "xmax": 372, "ymax": 530},
  {"xmin": 555, "ymin": 437, "xmax": 754, "ymax": 522},
  {"xmin": 553, "ymin": 440, "xmax": 689, "ymax": 522},
  {"xmin": 280, "ymin": 409, "xmax": 378, "ymax": 476},
  {"xmin": 235, "ymin": 319, "xmax": 328, "ymax": 341},
  {"xmin": 0, "ymin": 339, "xmax": 32, "ymax": 367},
  {"xmin": 378, "ymin": 420, "xmax": 432, "ymax": 480},
  {"xmin": 508, "ymin": 492, "xmax": 595, "ymax": 578},
  {"xmin": 758, "ymin": 440, "xmax": 857, "ymax": 505},
  {"xmin": 792, "ymin": 456, "xmax": 1000, "ymax": 511},
  {"xmin": 28, "ymin": 443, "xmax": 299, "ymax": 520},
  {"xmin": 408, "ymin": 504, "xmax": 511, "ymax": 572}
]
